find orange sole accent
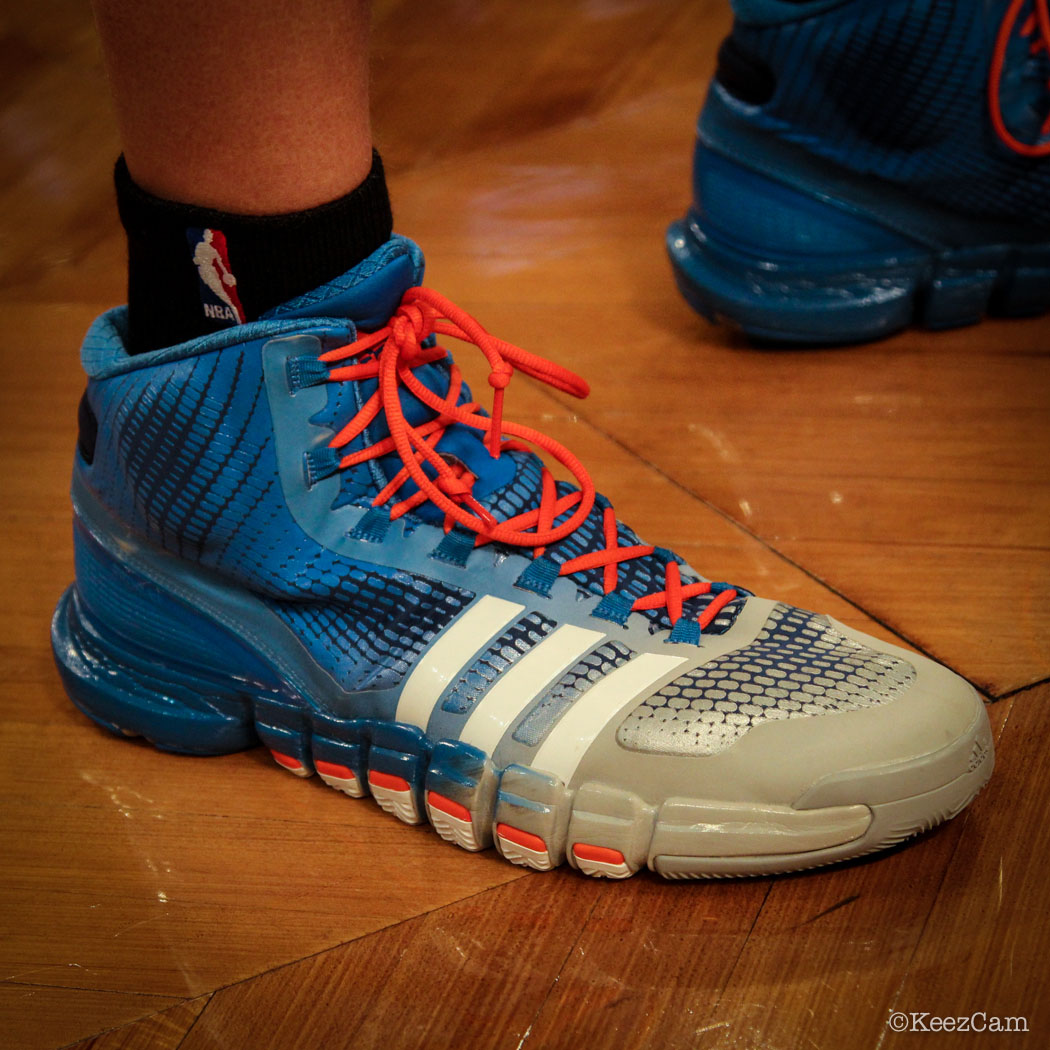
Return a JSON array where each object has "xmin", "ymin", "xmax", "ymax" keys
[
  {"xmin": 271, "ymin": 750, "xmax": 303, "ymax": 771},
  {"xmin": 496, "ymin": 823, "xmax": 547, "ymax": 854},
  {"xmin": 368, "ymin": 770, "xmax": 410, "ymax": 792},
  {"xmin": 573, "ymin": 842, "xmax": 626, "ymax": 866},
  {"xmin": 315, "ymin": 759, "xmax": 356, "ymax": 781},
  {"xmin": 427, "ymin": 791, "xmax": 471, "ymax": 822}
]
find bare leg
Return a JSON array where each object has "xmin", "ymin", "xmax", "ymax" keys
[{"xmin": 91, "ymin": 0, "xmax": 373, "ymax": 214}]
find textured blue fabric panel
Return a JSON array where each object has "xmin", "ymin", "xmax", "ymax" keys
[
  {"xmin": 265, "ymin": 572, "xmax": 471, "ymax": 690},
  {"xmin": 86, "ymin": 339, "xmax": 475, "ymax": 690},
  {"xmin": 87, "ymin": 329, "xmax": 743, "ymax": 658},
  {"xmin": 722, "ymin": 0, "xmax": 1049, "ymax": 225},
  {"xmin": 485, "ymin": 451, "xmax": 545, "ymax": 519},
  {"xmin": 82, "ymin": 225, "xmax": 747, "ymax": 713}
]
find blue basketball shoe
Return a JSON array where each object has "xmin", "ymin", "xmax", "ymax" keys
[
  {"xmin": 52, "ymin": 236, "xmax": 993, "ymax": 878},
  {"xmin": 668, "ymin": 0, "xmax": 1050, "ymax": 343}
]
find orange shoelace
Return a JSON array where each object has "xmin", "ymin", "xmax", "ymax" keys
[
  {"xmin": 318, "ymin": 287, "xmax": 738, "ymax": 634},
  {"xmin": 990, "ymin": 0, "xmax": 1050, "ymax": 156}
]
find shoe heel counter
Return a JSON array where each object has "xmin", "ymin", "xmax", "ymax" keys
[
  {"xmin": 690, "ymin": 143, "xmax": 917, "ymax": 259},
  {"xmin": 70, "ymin": 514, "xmax": 276, "ymax": 687},
  {"xmin": 72, "ymin": 380, "xmax": 129, "ymax": 527}
]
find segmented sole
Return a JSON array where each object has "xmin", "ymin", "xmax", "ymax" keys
[{"xmin": 52, "ymin": 584, "xmax": 994, "ymax": 880}]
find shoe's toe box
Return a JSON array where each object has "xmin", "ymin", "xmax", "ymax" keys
[{"xmin": 568, "ymin": 603, "xmax": 992, "ymax": 876}]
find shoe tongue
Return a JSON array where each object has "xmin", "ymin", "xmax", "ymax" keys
[
  {"xmin": 264, "ymin": 235, "xmax": 425, "ymax": 329},
  {"xmin": 276, "ymin": 234, "xmax": 521, "ymax": 516}
]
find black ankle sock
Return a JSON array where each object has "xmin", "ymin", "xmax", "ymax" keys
[{"xmin": 115, "ymin": 150, "xmax": 393, "ymax": 354}]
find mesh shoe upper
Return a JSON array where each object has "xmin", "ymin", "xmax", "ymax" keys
[
  {"xmin": 60, "ymin": 232, "xmax": 992, "ymax": 880},
  {"xmin": 79, "ymin": 237, "xmax": 752, "ymax": 699},
  {"xmin": 719, "ymin": 0, "xmax": 1050, "ymax": 225},
  {"xmin": 618, "ymin": 603, "xmax": 916, "ymax": 756}
]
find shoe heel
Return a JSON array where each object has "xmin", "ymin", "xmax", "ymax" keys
[
  {"xmin": 668, "ymin": 146, "xmax": 928, "ymax": 343},
  {"xmin": 50, "ymin": 521, "xmax": 273, "ymax": 754}
]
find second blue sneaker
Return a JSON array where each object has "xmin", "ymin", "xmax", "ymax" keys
[
  {"xmin": 53, "ymin": 235, "xmax": 992, "ymax": 878},
  {"xmin": 668, "ymin": 0, "xmax": 1050, "ymax": 343}
]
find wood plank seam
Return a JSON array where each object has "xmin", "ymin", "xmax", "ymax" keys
[
  {"xmin": 873, "ymin": 688, "xmax": 1026, "ymax": 1050},
  {"xmin": 513, "ymin": 888, "xmax": 606, "ymax": 1050}
]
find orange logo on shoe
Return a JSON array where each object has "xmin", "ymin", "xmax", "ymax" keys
[{"xmin": 989, "ymin": 0, "xmax": 1050, "ymax": 156}]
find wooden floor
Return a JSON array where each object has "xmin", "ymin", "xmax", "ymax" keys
[{"xmin": 2, "ymin": 1, "xmax": 1049, "ymax": 1047}]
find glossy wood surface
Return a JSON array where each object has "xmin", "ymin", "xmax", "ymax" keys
[{"xmin": 2, "ymin": 1, "xmax": 1048, "ymax": 1048}]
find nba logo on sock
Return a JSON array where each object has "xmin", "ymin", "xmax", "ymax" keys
[{"xmin": 187, "ymin": 227, "xmax": 246, "ymax": 325}]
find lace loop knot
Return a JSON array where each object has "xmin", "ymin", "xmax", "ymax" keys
[{"xmin": 318, "ymin": 286, "xmax": 739, "ymax": 638}]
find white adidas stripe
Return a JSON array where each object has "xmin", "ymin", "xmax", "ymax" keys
[
  {"xmin": 531, "ymin": 652, "xmax": 689, "ymax": 784},
  {"xmin": 395, "ymin": 595, "xmax": 525, "ymax": 728},
  {"xmin": 459, "ymin": 624, "xmax": 605, "ymax": 757}
]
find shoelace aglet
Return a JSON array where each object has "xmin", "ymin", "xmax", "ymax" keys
[{"xmin": 487, "ymin": 366, "xmax": 513, "ymax": 458}]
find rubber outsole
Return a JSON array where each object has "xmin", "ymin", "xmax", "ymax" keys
[
  {"xmin": 52, "ymin": 583, "xmax": 994, "ymax": 880},
  {"xmin": 667, "ymin": 217, "xmax": 1050, "ymax": 345}
]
